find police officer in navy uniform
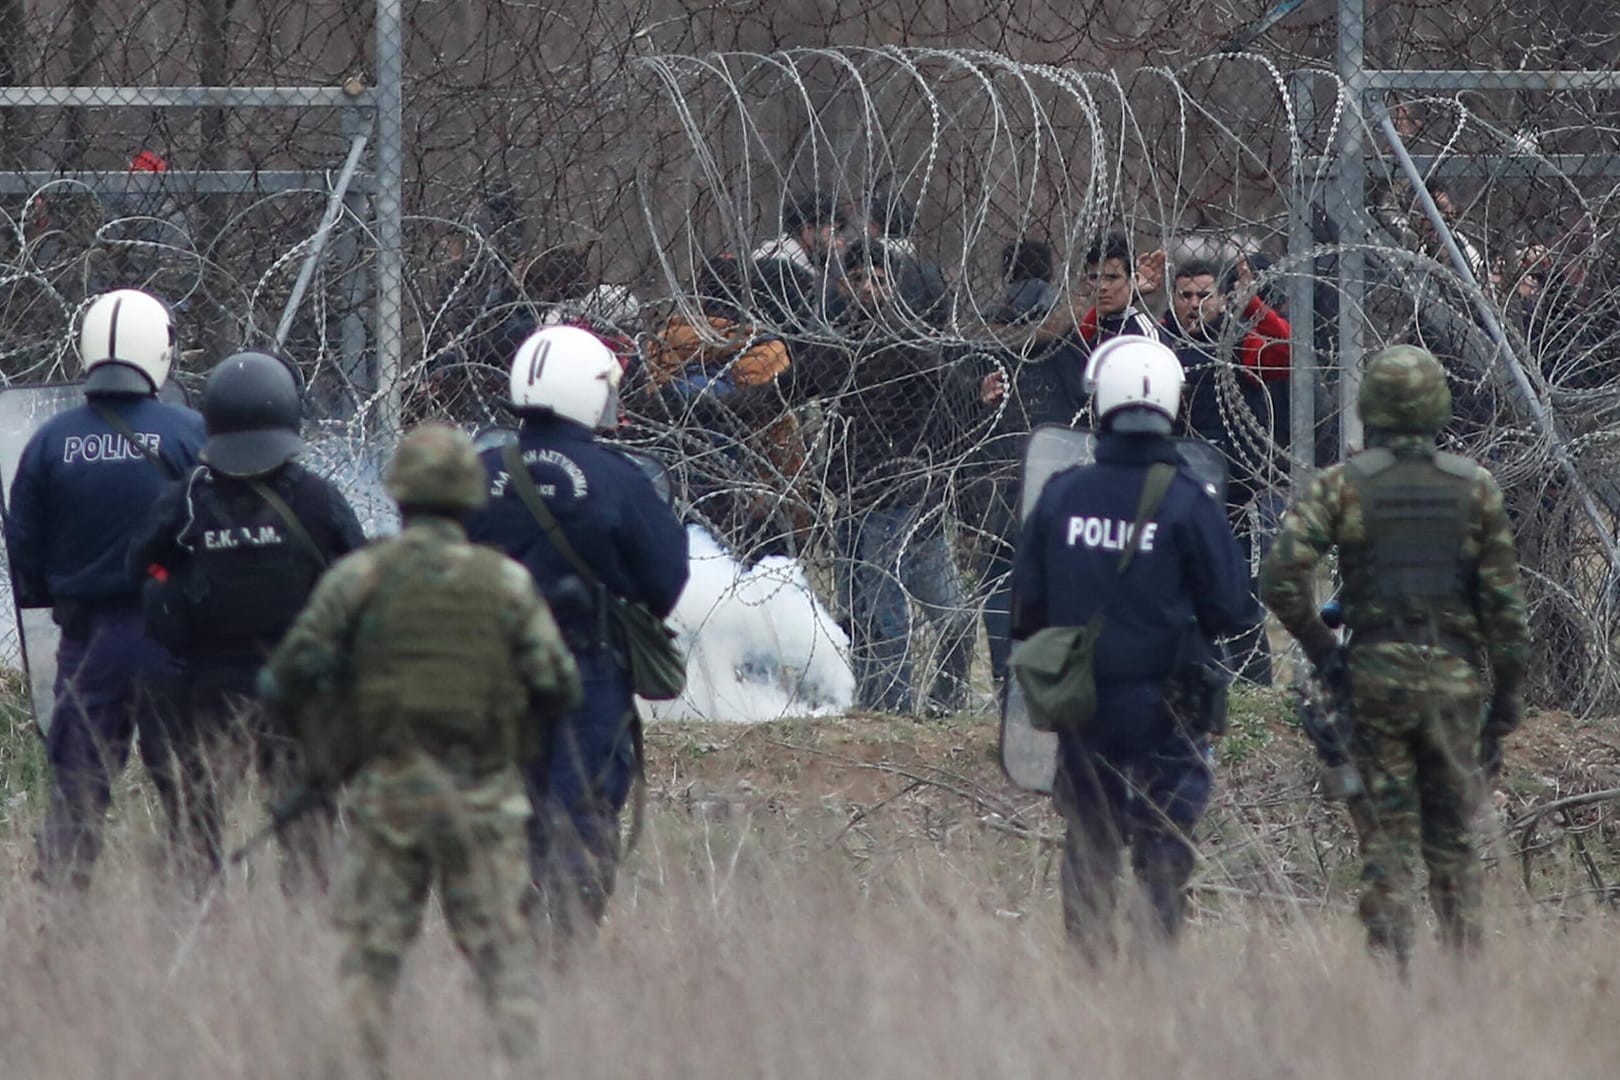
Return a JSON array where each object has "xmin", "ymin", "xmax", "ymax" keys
[
  {"xmin": 1010, "ymin": 336, "xmax": 1253, "ymax": 948},
  {"xmin": 130, "ymin": 350, "xmax": 367, "ymax": 885},
  {"xmin": 465, "ymin": 325, "xmax": 689, "ymax": 931},
  {"xmin": 4, "ymin": 289, "xmax": 208, "ymax": 889}
]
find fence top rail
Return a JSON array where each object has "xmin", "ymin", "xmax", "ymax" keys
[
  {"xmin": 0, "ymin": 86, "xmax": 374, "ymax": 109},
  {"xmin": 1362, "ymin": 70, "xmax": 1620, "ymax": 92},
  {"xmin": 0, "ymin": 171, "xmax": 376, "ymax": 196}
]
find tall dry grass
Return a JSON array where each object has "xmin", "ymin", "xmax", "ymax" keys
[{"xmin": 2, "ymin": 782, "xmax": 1618, "ymax": 1080}]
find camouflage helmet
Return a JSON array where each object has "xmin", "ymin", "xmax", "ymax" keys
[
  {"xmin": 385, "ymin": 423, "xmax": 489, "ymax": 511},
  {"xmin": 1357, "ymin": 345, "xmax": 1452, "ymax": 433}
]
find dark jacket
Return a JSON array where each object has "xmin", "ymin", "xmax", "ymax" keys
[
  {"xmin": 789, "ymin": 330, "xmax": 983, "ymax": 513},
  {"xmin": 1163, "ymin": 298, "xmax": 1292, "ymax": 486},
  {"xmin": 5, "ymin": 394, "xmax": 206, "ymax": 607},
  {"xmin": 957, "ymin": 336, "xmax": 1089, "ymax": 544},
  {"xmin": 129, "ymin": 461, "xmax": 367, "ymax": 662},
  {"xmin": 1039, "ymin": 304, "xmax": 1166, "ymax": 413},
  {"xmin": 1010, "ymin": 433, "xmax": 1254, "ymax": 681},
  {"xmin": 465, "ymin": 415, "xmax": 689, "ymax": 645}
]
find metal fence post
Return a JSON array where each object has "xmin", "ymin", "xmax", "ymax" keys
[
  {"xmin": 338, "ymin": 103, "xmax": 372, "ymax": 414},
  {"xmin": 1335, "ymin": 0, "xmax": 1367, "ymax": 458},
  {"xmin": 1287, "ymin": 69, "xmax": 1317, "ymax": 490},
  {"xmin": 373, "ymin": 0, "xmax": 405, "ymax": 431}
]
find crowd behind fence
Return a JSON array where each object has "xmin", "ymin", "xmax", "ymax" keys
[{"xmin": 1, "ymin": 1, "xmax": 1619, "ymax": 715}]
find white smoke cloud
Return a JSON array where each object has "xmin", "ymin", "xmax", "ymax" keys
[{"xmin": 646, "ymin": 526, "xmax": 854, "ymax": 724}]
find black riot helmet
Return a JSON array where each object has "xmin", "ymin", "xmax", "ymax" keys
[{"xmin": 200, "ymin": 351, "xmax": 304, "ymax": 477}]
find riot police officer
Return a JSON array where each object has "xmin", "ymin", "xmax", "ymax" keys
[
  {"xmin": 4, "ymin": 288, "xmax": 208, "ymax": 888},
  {"xmin": 1010, "ymin": 336, "xmax": 1253, "ymax": 947},
  {"xmin": 130, "ymin": 350, "xmax": 367, "ymax": 884},
  {"xmin": 1262, "ymin": 345, "xmax": 1529, "ymax": 970},
  {"xmin": 465, "ymin": 325, "xmax": 689, "ymax": 931}
]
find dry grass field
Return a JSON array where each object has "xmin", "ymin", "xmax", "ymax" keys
[{"xmin": 3, "ymin": 684, "xmax": 1620, "ymax": 1078}]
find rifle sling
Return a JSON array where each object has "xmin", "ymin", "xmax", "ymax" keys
[{"xmin": 247, "ymin": 476, "xmax": 329, "ymax": 570}]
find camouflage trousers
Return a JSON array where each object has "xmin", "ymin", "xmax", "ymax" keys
[
  {"xmin": 1346, "ymin": 646, "xmax": 1485, "ymax": 968},
  {"xmin": 334, "ymin": 753, "xmax": 540, "ymax": 1078}
]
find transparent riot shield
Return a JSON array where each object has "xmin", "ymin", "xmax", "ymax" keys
[
  {"xmin": 0, "ymin": 381, "xmax": 189, "ymax": 734},
  {"xmin": 1000, "ymin": 425, "xmax": 1230, "ymax": 793}
]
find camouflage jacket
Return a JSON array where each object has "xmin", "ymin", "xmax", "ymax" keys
[
  {"xmin": 1260, "ymin": 435, "xmax": 1529, "ymax": 696},
  {"xmin": 260, "ymin": 515, "xmax": 582, "ymax": 783}
]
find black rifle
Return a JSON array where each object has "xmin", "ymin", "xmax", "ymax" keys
[
  {"xmin": 1298, "ymin": 602, "xmax": 1363, "ymax": 800},
  {"xmin": 229, "ymin": 782, "xmax": 330, "ymax": 864}
]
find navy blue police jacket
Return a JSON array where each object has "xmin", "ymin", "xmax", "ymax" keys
[
  {"xmin": 1009, "ymin": 432, "xmax": 1254, "ymax": 681},
  {"xmin": 5, "ymin": 393, "xmax": 206, "ymax": 608},
  {"xmin": 464, "ymin": 415, "xmax": 690, "ymax": 645}
]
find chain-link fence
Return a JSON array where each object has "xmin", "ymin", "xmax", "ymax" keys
[{"xmin": 2, "ymin": 0, "xmax": 1619, "ymax": 716}]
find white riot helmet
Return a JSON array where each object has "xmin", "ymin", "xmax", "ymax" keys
[
  {"xmin": 508, "ymin": 325, "xmax": 621, "ymax": 429},
  {"xmin": 79, "ymin": 289, "xmax": 176, "ymax": 395},
  {"xmin": 1089, "ymin": 336, "xmax": 1184, "ymax": 435}
]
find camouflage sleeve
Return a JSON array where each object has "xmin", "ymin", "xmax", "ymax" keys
[
  {"xmin": 1471, "ymin": 468, "xmax": 1529, "ymax": 694},
  {"xmin": 259, "ymin": 549, "xmax": 378, "ymax": 718},
  {"xmin": 498, "ymin": 559, "xmax": 583, "ymax": 718},
  {"xmin": 1259, "ymin": 466, "xmax": 1344, "ymax": 665}
]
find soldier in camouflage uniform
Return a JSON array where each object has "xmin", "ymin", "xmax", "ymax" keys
[
  {"xmin": 259, "ymin": 423, "xmax": 581, "ymax": 1077},
  {"xmin": 1261, "ymin": 346, "xmax": 1528, "ymax": 969}
]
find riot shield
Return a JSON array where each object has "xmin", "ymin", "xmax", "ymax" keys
[
  {"xmin": 474, "ymin": 425, "xmax": 676, "ymax": 505},
  {"xmin": 0, "ymin": 381, "xmax": 189, "ymax": 734},
  {"xmin": 1000, "ymin": 425, "xmax": 1230, "ymax": 793}
]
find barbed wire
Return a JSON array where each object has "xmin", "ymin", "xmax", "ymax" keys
[{"xmin": 0, "ymin": 2, "xmax": 1618, "ymax": 716}]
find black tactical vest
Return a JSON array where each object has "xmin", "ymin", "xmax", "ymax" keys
[
  {"xmin": 1341, "ymin": 446, "xmax": 1477, "ymax": 642},
  {"xmin": 179, "ymin": 471, "xmax": 325, "ymax": 652}
]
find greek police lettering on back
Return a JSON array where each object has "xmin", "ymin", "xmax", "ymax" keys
[
  {"xmin": 61, "ymin": 431, "xmax": 163, "ymax": 463},
  {"xmin": 1009, "ymin": 336, "xmax": 1253, "ymax": 948},
  {"xmin": 1066, "ymin": 514, "xmax": 1156, "ymax": 553}
]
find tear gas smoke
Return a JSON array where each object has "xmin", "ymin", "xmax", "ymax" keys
[{"xmin": 646, "ymin": 526, "xmax": 854, "ymax": 724}]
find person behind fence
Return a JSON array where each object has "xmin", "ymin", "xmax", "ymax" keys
[
  {"xmin": 790, "ymin": 237, "xmax": 981, "ymax": 715},
  {"xmin": 641, "ymin": 253, "xmax": 808, "ymax": 558},
  {"xmin": 129, "ymin": 350, "xmax": 367, "ymax": 889},
  {"xmin": 258, "ymin": 423, "xmax": 579, "ymax": 1078},
  {"xmin": 1009, "ymin": 336, "xmax": 1252, "ymax": 948},
  {"xmin": 1260, "ymin": 345, "xmax": 1528, "ymax": 972},
  {"xmin": 3, "ymin": 289, "xmax": 209, "ymax": 890},
  {"xmin": 751, "ymin": 189, "xmax": 849, "ymax": 320},
  {"xmin": 481, "ymin": 245, "xmax": 645, "ymax": 383},
  {"xmin": 1058, "ymin": 231, "xmax": 1166, "ymax": 378},
  {"xmin": 1161, "ymin": 255, "xmax": 1293, "ymax": 685},
  {"xmin": 466, "ymin": 325, "xmax": 689, "ymax": 932},
  {"xmin": 967, "ymin": 237, "xmax": 1086, "ymax": 700},
  {"xmin": 864, "ymin": 188, "xmax": 950, "ymax": 326}
]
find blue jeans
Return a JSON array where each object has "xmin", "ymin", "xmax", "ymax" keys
[
  {"xmin": 836, "ymin": 506, "xmax": 974, "ymax": 714},
  {"xmin": 978, "ymin": 546, "xmax": 1015, "ymax": 698},
  {"xmin": 1227, "ymin": 485, "xmax": 1289, "ymax": 685}
]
